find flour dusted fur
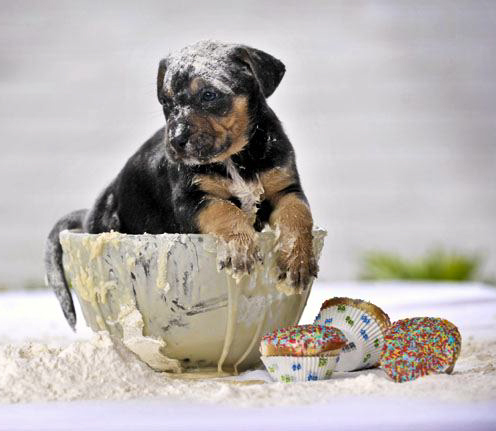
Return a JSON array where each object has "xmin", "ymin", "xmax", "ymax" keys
[
  {"xmin": 1, "ymin": 333, "xmax": 495, "ymax": 404},
  {"xmin": 163, "ymin": 41, "xmax": 248, "ymax": 94}
]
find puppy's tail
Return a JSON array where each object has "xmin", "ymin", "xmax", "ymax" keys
[{"xmin": 44, "ymin": 209, "xmax": 88, "ymax": 331}]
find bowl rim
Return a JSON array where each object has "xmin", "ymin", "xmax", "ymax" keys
[{"xmin": 59, "ymin": 226, "xmax": 327, "ymax": 240}]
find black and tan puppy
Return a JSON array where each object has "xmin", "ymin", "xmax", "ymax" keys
[{"xmin": 45, "ymin": 41, "xmax": 317, "ymax": 329}]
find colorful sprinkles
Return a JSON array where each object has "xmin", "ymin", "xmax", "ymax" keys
[
  {"xmin": 260, "ymin": 324, "xmax": 347, "ymax": 356},
  {"xmin": 380, "ymin": 317, "xmax": 461, "ymax": 383}
]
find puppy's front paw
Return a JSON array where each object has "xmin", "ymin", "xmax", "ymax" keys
[
  {"xmin": 277, "ymin": 235, "xmax": 318, "ymax": 293},
  {"xmin": 217, "ymin": 232, "xmax": 262, "ymax": 277}
]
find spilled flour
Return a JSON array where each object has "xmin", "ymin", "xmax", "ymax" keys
[{"xmin": 1, "ymin": 332, "xmax": 495, "ymax": 405}]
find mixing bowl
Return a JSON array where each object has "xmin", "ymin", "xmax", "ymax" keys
[{"xmin": 60, "ymin": 228, "xmax": 326, "ymax": 373}]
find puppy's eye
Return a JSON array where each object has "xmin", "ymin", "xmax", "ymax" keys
[{"xmin": 201, "ymin": 90, "xmax": 218, "ymax": 102}]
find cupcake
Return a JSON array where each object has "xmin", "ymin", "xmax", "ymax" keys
[
  {"xmin": 260, "ymin": 324, "xmax": 347, "ymax": 383},
  {"xmin": 380, "ymin": 317, "xmax": 462, "ymax": 383},
  {"xmin": 314, "ymin": 297, "xmax": 391, "ymax": 372}
]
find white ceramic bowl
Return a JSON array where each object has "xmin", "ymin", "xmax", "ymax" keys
[{"xmin": 60, "ymin": 228, "xmax": 326, "ymax": 373}]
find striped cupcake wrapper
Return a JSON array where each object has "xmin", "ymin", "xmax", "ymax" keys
[
  {"xmin": 315, "ymin": 306, "xmax": 385, "ymax": 371},
  {"xmin": 261, "ymin": 355, "xmax": 339, "ymax": 383}
]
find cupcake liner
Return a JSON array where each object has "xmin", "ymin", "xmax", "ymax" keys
[
  {"xmin": 261, "ymin": 355, "xmax": 339, "ymax": 383},
  {"xmin": 315, "ymin": 303, "xmax": 387, "ymax": 371},
  {"xmin": 319, "ymin": 298, "xmax": 391, "ymax": 333}
]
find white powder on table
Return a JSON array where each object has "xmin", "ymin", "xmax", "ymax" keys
[{"xmin": 0, "ymin": 332, "xmax": 495, "ymax": 405}]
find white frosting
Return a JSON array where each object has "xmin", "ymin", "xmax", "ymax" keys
[
  {"xmin": 119, "ymin": 305, "xmax": 181, "ymax": 372},
  {"xmin": 225, "ymin": 159, "xmax": 264, "ymax": 217}
]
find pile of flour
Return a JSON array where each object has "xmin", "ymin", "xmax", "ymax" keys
[{"xmin": 1, "ymin": 332, "xmax": 495, "ymax": 405}]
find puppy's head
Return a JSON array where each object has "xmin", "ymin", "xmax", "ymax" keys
[{"xmin": 157, "ymin": 41, "xmax": 285, "ymax": 165}]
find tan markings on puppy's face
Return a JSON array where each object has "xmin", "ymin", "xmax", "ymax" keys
[
  {"xmin": 189, "ymin": 77, "xmax": 203, "ymax": 94},
  {"xmin": 166, "ymin": 92, "xmax": 250, "ymax": 165},
  {"xmin": 191, "ymin": 95, "xmax": 250, "ymax": 163}
]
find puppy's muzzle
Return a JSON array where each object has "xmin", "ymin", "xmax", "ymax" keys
[
  {"xmin": 169, "ymin": 122, "xmax": 191, "ymax": 151},
  {"xmin": 168, "ymin": 122, "xmax": 220, "ymax": 162}
]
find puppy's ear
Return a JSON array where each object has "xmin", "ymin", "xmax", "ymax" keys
[
  {"xmin": 234, "ymin": 46, "xmax": 285, "ymax": 98},
  {"xmin": 157, "ymin": 58, "xmax": 168, "ymax": 103}
]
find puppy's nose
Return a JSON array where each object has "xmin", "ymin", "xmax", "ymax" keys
[{"xmin": 170, "ymin": 123, "xmax": 190, "ymax": 150}]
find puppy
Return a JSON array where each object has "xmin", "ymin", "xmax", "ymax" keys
[{"xmin": 45, "ymin": 41, "xmax": 317, "ymax": 329}]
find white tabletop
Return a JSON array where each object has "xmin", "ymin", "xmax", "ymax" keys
[{"xmin": 0, "ymin": 281, "xmax": 495, "ymax": 431}]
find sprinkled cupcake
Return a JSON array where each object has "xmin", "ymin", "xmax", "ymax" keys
[
  {"xmin": 260, "ymin": 324, "xmax": 347, "ymax": 382},
  {"xmin": 315, "ymin": 297, "xmax": 391, "ymax": 371},
  {"xmin": 380, "ymin": 317, "xmax": 462, "ymax": 383}
]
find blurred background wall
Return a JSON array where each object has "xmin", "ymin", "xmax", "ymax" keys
[{"xmin": 0, "ymin": 0, "xmax": 495, "ymax": 287}]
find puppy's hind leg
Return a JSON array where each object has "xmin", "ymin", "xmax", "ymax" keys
[{"xmin": 44, "ymin": 209, "xmax": 88, "ymax": 330}]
